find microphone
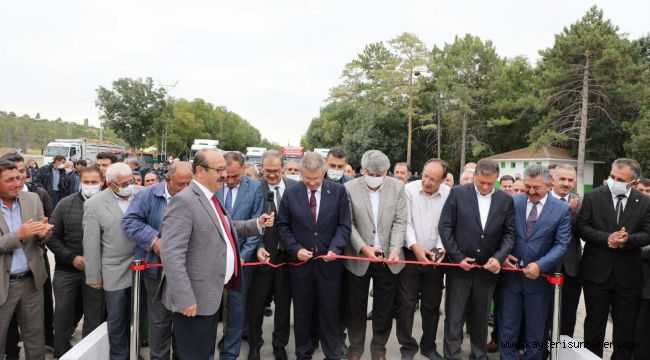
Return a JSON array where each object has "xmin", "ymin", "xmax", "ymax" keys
[{"xmin": 266, "ymin": 191, "xmax": 275, "ymax": 215}]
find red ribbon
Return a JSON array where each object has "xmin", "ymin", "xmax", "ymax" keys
[{"xmin": 131, "ymin": 255, "xmax": 564, "ymax": 286}]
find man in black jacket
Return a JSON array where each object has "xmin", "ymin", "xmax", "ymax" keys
[
  {"xmin": 45, "ymin": 166, "xmax": 107, "ymax": 358},
  {"xmin": 34, "ymin": 155, "xmax": 68, "ymax": 207},
  {"xmin": 248, "ymin": 150, "xmax": 297, "ymax": 360},
  {"xmin": 578, "ymin": 158, "xmax": 650, "ymax": 359}
]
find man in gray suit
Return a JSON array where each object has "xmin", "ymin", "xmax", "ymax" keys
[
  {"xmin": 160, "ymin": 149, "xmax": 274, "ymax": 360},
  {"xmin": 548, "ymin": 164, "xmax": 582, "ymax": 336},
  {"xmin": 0, "ymin": 160, "xmax": 53, "ymax": 359},
  {"xmin": 344, "ymin": 150, "xmax": 407, "ymax": 360},
  {"xmin": 83, "ymin": 162, "xmax": 142, "ymax": 360}
]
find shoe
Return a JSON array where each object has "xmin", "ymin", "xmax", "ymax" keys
[
  {"xmin": 264, "ymin": 307, "xmax": 273, "ymax": 317},
  {"xmin": 367, "ymin": 311, "xmax": 372, "ymax": 320},
  {"xmin": 248, "ymin": 347, "xmax": 261, "ymax": 360},
  {"xmin": 421, "ymin": 349, "xmax": 443, "ymax": 360},
  {"xmin": 273, "ymin": 346, "xmax": 288, "ymax": 360},
  {"xmin": 487, "ymin": 340, "xmax": 498, "ymax": 353}
]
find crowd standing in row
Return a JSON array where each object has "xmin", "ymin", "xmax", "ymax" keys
[{"xmin": 0, "ymin": 146, "xmax": 649, "ymax": 360}]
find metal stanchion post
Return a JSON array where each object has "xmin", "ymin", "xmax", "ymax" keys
[
  {"xmin": 130, "ymin": 259, "xmax": 143, "ymax": 360},
  {"xmin": 551, "ymin": 272, "xmax": 564, "ymax": 360}
]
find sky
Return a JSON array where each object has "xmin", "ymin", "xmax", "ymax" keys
[{"xmin": 1, "ymin": 0, "xmax": 648, "ymax": 147}]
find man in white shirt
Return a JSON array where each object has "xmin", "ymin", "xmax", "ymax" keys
[{"xmin": 396, "ymin": 159, "xmax": 450, "ymax": 360}]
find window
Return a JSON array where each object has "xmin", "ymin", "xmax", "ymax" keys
[
  {"xmin": 524, "ymin": 161, "xmax": 529, "ymax": 168},
  {"xmin": 511, "ymin": 162, "xmax": 516, "ymax": 168},
  {"xmin": 500, "ymin": 161, "xmax": 506, "ymax": 168}
]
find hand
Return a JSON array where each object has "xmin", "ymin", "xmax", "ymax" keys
[
  {"xmin": 36, "ymin": 218, "xmax": 53, "ymax": 238},
  {"xmin": 618, "ymin": 227, "xmax": 628, "ymax": 244},
  {"xmin": 502, "ymin": 254, "xmax": 518, "ymax": 269},
  {"xmin": 72, "ymin": 256, "xmax": 85, "ymax": 271},
  {"xmin": 257, "ymin": 248, "xmax": 271, "ymax": 262},
  {"xmin": 181, "ymin": 304, "xmax": 197, "ymax": 317},
  {"xmin": 16, "ymin": 219, "xmax": 47, "ymax": 240},
  {"xmin": 523, "ymin": 262, "xmax": 541, "ymax": 280},
  {"xmin": 297, "ymin": 248, "xmax": 313, "ymax": 262},
  {"xmin": 569, "ymin": 198, "xmax": 580, "ymax": 213},
  {"xmin": 322, "ymin": 251, "xmax": 337, "ymax": 262},
  {"xmin": 89, "ymin": 282, "xmax": 102, "ymax": 289},
  {"xmin": 432, "ymin": 249, "xmax": 446, "ymax": 264},
  {"xmin": 483, "ymin": 257, "xmax": 501, "ymax": 274},
  {"xmin": 411, "ymin": 244, "xmax": 431, "ymax": 263},
  {"xmin": 258, "ymin": 212, "xmax": 275, "ymax": 228},
  {"xmin": 151, "ymin": 238, "xmax": 161, "ymax": 256},
  {"xmin": 360, "ymin": 246, "xmax": 380, "ymax": 260},
  {"xmin": 386, "ymin": 249, "xmax": 400, "ymax": 262},
  {"xmin": 459, "ymin": 257, "xmax": 476, "ymax": 271}
]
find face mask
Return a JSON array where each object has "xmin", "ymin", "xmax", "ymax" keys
[
  {"xmin": 286, "ymin": 174, "xmax": 301, "ymax": 182},
  {"xmin": 65, "ymin": 168, "xmax": 73, "ymax": 174},
  {"xmin": 327, "ymin": 169, "xmax": 344, "ymax": 182},
  {"xmin": 113, "ymin": 184, "xmax": 134, "ymax": 197},
  {"xmin": 81, "ymin": 184, "xmax": 101, "ymax": 198},
  {"xmin": 607, "ymin": 177, "xmax": 630, "ymax": 196},
  {"xmin": 365, "ymin": 175, "xmax": 384, "ymax": 188},
  {"xmin": 57, "ymin": 164, "xmax": 65, "ymax": 170}
]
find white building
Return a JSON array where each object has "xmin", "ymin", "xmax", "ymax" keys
[{"xmin": 486, "ymin": 146, "xmax": 603, "ymax": 192}]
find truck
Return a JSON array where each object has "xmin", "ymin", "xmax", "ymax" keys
[
  {"xmin": 43, "ymin": 139, "xmax": 126, "ymax": 164},
  {"xmin": 313, "ymin": 148, "xmax": 330, "ymax": 159},
  {"xmin": 282, "ymin": 146, "xmax": 304, "ymax": 163},
  {"xmin": 245, "ymin": 147, "xmax": 267, "ymax": 164},
  {"xmin": 189, "ymin": 139, "xmax": 219, "ymax": 162}
]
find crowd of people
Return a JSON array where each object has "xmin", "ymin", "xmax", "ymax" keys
[{"xmin": 0, "ymin": 146, "xmax": 649, "ymax": 360}]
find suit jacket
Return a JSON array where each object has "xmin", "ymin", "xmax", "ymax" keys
[
  {"xmin": 122, "ymin": 181, "xmax": 168, "ymax": 279},
  {"xmin": 344, "ymin": 176, "xmax": 406, "ymax": 276},
  {"xmin": 277, "ymin": 179, "xmax": 351, "ymax": 279},
  {"xmin": 0, "ymin": 192, "xmax": 47, "ymax": 306},
  {"xmin": 641, "ymin": 244, "xmax": 650, "ymax": 299},
  {"xmin": 578, "ymin": 185, "xmax": 650, "ymax": 287},
  {"xmin": 559, "ymin": 192, "xmax": 582, "ymax": 277},
  {"xmin": 159, "ymin": 181, "xmax": 260, "ymax": 316},
  {"xmin": 501, "ymin": 194, "xmax": 572, "ymax": 293},
  {"xmin": 216, "ymin": 176, "xmax": 264, "ymax": 261},
  {"xmin": 438, "ymin": 183, "xmax": 515, "ymax": 281},
  {"xmin": 83, "ymin": 187, "xmax": 142, "ymax": 291},
  {"xmin": 257, "ymin": 177, "xmax": 298, "ymax": 262}
]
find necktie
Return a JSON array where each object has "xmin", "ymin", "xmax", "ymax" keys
[
  {"xmin": 310, "ymin": 190, "xmax": 317, "ymax": 223},
  {"xmin": 211, "ymin": 195, "xmax": 238, "ymax": 287},
  {"xmin": 616, "ymin": 194, "xmax": 626, "ymax": 225},
  {"xmin": 225, "ymin": 186, "xmax": 233, "ymax": 214},
  {"xmin": 560, "ymin": 197, "xmax": 567, "ymax": 202},
  {"xmin": 526, "ymin": 201, "xmax": 540, "ymax": 237},
  {"xmin": 274, "ymin": 186, "xmax": 282, "ymax": 210}
]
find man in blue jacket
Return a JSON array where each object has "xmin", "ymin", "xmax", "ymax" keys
[
  {"xmin": 216, "ymin": 152, "xmax": 265, "ymax": 360},
  {"xmin": 497, "ymin": 164, "xmax": 571, "ymax": 360},
  {"xmin": 122, "ymin": 162, "xmax": 193, "ymax": 360}
]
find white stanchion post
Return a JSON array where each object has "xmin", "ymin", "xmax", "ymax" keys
[
  {"xmin": 130, "ymin": 259, "xmax": 143, "ymax": 360},
  {"xmin": 551, "ymin": 272, "xmax": 563, "ymax": 360}
]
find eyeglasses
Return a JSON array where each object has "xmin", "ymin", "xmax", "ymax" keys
[
  {"xmin": 201, "ymin": 165, "xmax": 227, "ymax": 174},
  {"xmin": 115, "ymin": 180, "xmax": 135, "ymax": 189},
  {"xmin": 263, "ymin": 169, "xmax": 282, "ymax": 175}
]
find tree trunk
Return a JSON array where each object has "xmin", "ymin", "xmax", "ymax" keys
[
  {"xmin": 577, "ymin": 52, "xmax": 590, "ymax": 196},
  {"xmin": 407, "ymin": 71, "xmax": 413, "ymax": 167},
  {"xmin": 436, "ymin": 96, "xmax": 442, "ymax": 158},
  {"xmin": 460, "ymin": 112, "xmax": 467, "ymax": 174}
]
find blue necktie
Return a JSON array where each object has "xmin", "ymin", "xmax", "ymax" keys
[{"xmin": 225, "ymin": 187, "xmax": 233, "ymax": 214}]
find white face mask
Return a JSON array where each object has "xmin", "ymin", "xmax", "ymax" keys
[
  {"xmin": 81, "ymin": 184, "xmax": 101, "ymax": 198},
  {"xmin": 65, "ymin": 168, "xmax": 73, "ymax": 174},
  {"xmin": 365, "ymin": 175, "xmax": 384, "ymax": 188},
  {"xmin": 327, "ymin": 169, "xmax": 344, "ymax": 182},
  {"xmin": 57, "ymin": 164, "xmax": 65, "ymax": 170},
  {"xmin": 113, "ymin": 184, "xmax": 134, "ymax": 197},
  {"xmin": 286, "ymin": 174, "xmax": 301, "ymax": 182},
  {"xmin": 607, "ymin": 177, "xmax": 630, "ymax": 196}
]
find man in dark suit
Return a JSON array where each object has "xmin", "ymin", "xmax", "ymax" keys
[
  {"xmin": 578, "ymin": 158, "xmax": 650, "ymax": 359},
  {"xmin": 248, "ymin": 150, "xmax": 297, "ymax": 360},
  {"xmin": 438, "ymin": 158, "xmax": 515, "ymax": 360},
  {"xmin": 33, "ymin": 154, "xmax": 68, "ymax": 206},
  {"xmin": 548, "ymin": 164, "xmax": 582, "ymax": 337},
  {"xmin": 278, "ymin": 151, "xmax": 351, "ymax": 360},
  {"xmin": 159, "ymin": 149, "xmax": 274, "ymax": 359},
  {"xmin": 217, "ymin": 152, "xmax": 265, "ymax": 360},
  {"xmin": 498, "ymin": 164, "xmax": 571, "ymax": 360}
]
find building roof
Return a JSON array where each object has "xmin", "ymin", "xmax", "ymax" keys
[{"xmin": 486, "ymin": 146, "xmax": 575, "ymax": 161}]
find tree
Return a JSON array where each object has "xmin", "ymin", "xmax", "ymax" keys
[
  {"xmin": 35, "ymin": 112, "xmax": 41, "ymax": 120},
  {"xmin": 96, "ymin": 77, "xmax": 171, "ymax": 152},
  {"xmin": 533, "ymin": 6, "xmax": 643, "ymax": 194}
]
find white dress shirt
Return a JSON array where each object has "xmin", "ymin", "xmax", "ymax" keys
[
  {"xmin": 550, "ymin": 189, "xmax": 570, "ymax": 203},
  {"xmin": 610, "ymin": 188, "xmax": 631, "ymax": 211},
  {"xmin": 368, "ymin": 186, "xmax": 382, "ymax": 248},
  {"xmin": 194, "ymin": 180, "xmax": 235, "ymax": 284},
  {"xmin": 306, "ymin": 185, "xmax": 322, "ymax": 222},
  {"xmin": 526, "ymin": 193, "xmax": 548, "ymax": 218},
  {"xmin": 474, "ymin": 185, "xmax": 494, "ymax": 230},
  {"xmin": 268, "ymin": 180, "xmax": 286, "ymax": 210},
  {"xmin": 405, "ymin": 181, "xmax": 450, "ymax": 250},
  {"xmin": 111, "ymin": 191, "xmax": 134, "ymax": 214}
]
